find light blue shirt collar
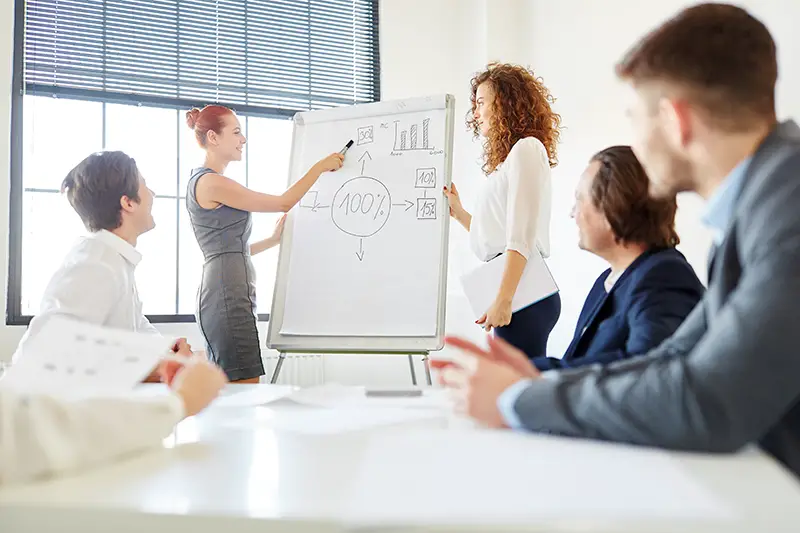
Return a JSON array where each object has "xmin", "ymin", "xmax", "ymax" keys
[{"xmin": 701, "ymin": 157, "xmax": 752, "ymax": 243}]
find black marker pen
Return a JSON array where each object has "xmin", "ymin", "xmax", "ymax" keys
[{"xmin": 340, "ymin": 139, "xmax": 354, "ymax": 155}]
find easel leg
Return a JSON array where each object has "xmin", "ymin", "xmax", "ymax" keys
[
  {"xmin": 270, "ymin": 353, "xmax": 286, "ymax": 384},
  {"xmin": 408, "ymin": 354, "xmax": 418, "ymax": 386},
  {"xmin": 422, "ymin": 354, "xmax": 432, "ymax": 386}
]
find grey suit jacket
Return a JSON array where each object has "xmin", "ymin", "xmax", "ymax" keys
[{"xmin": 515, "ymin": 120, "xmax": 800, "ymax": 476}]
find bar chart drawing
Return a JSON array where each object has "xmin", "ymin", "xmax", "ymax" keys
[{"xmin": 393, "ymin": 118, "xmax": 433, "ymax": 151}]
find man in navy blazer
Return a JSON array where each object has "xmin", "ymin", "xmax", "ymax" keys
[{"xmin": 531, "ymin": 146, "xmax": 704, "ymax": 370}]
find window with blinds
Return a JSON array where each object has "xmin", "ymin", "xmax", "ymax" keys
[
  {"xmin": 8, "ymin": 0, "xmax": 380, "ymax": 325},
  {"xmin": 23, "ymin": 0, "xmax": 380, "ymax": 113}
]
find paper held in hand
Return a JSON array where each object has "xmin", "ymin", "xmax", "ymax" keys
[
  {"xmin": 460, "ymin": 250, "xmax": 558, "ymax": 319},
  {"xmin": 1, "ymin": 317, "xmax": 173, "ymax": 397}
]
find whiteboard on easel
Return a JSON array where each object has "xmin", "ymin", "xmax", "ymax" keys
[{"xmin": 267, "ymin": 94, "xmax": 455, "ymax": 353}]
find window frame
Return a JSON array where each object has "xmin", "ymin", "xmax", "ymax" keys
[{"xmin": 6, "ymin": 0, "xmax": 381, "ymax": 326}]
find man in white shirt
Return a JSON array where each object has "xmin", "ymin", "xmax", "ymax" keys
[{"xmin": 14, "ymin": 151, "xmax": 190, "ymax": 380}]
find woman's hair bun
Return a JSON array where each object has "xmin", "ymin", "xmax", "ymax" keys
[{"xmin": 186, "ymin": 108, "xmax": 201, "ymax": 129}]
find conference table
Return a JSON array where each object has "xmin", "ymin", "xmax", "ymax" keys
[{"xmin": 1, "ymin": 384, "xmax": 800, "ymax": 532}]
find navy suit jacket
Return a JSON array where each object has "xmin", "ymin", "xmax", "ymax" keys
[{"xmin": 532, "ymin": 248, "xmax": 704, "ymax": 370}]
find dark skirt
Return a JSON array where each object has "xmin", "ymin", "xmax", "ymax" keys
[{"xmin": 196, "ymin": 252, "xmax": 264, "ymax": 381}]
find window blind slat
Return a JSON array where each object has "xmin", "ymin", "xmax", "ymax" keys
[{"xmin": 24, "ymin": 0, "xmax": 380, "ymax": 111}]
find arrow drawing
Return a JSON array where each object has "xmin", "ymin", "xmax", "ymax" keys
[
  {"xmin": 392, "ymin": 199, "xmax": 415, "ymax": 212},
  {"xmin": 358, "ymin": 150, "xmax": 372, "ymax": 175},
  {"xmin": 355, "ymin": 238, "xmax": 365, "ymax": 262}
]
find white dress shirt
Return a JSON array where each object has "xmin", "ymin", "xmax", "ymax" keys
[
  {"xmin": 0, "ymin": 389, "xmax": 183, "ymax": 485},
  {"xmin": 469, "ymin": 137, "xmax": 552, "ymax": 262},
  {"xmin": 604, "ymin": 269, "xmax": 625, "ymax": 292},
  {"xmin": 14, "ymin": 230, "xmax": 159, "ymax": 362}
]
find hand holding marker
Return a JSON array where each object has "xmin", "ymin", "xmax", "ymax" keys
[{"xmin": 314, "ymin": 142, "xmax": 348, "ymax": 173}]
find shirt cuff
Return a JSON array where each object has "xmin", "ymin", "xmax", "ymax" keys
[
  {"xmin": 497, "ymin": 378, "xmax": 534, "ymax": 430},
  {"xmin": 505, "ymin": 242, "xmax": 531, "ymax": 260},
  {"xmin": 164, "ymin": 392, "xmax": 186, "ymax": 420}
]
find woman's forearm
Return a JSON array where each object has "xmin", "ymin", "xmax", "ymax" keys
[
  {"xmin": 279, "ymin": 164, "xmax": 324, "ymax": 211},
  {"xmin": 456, "ymin": 210, "xmax": 472, "ymax": 231},
  {"xmin": 497, "ymin": 250, "xmax": 527, "ymax": 302},
  {"xmin": 249, "ymin": 237, "xmax": 278, "ymax": 256}
]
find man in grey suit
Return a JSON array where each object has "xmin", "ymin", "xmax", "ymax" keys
[{"xmin": 436, "ymin": 3, "xmax": 800, "ymax": 476}]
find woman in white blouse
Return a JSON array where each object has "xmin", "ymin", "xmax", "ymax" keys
[{"xmin": 444, "ymin": 62, "xmax": 562, "ymax": 358}]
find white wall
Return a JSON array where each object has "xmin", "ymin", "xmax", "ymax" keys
[{"xmin": 3, "ymin": 0, "xmax": 800, "ymax": 379}]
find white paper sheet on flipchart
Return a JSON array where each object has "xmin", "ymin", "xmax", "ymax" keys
[
  {"xmin": 343, "ymin": 429, "xmax": 737, "ymax": 526},
  {"xmin": 460, "ymin": 248, "xmax": 558, "ymax": 319},
  {"xmin": 279, "ymin": 107, "xmax": 447, "ymax": 337},
  {"xmin": 0, "ymin": 317, "xmax": 173, "ymax": 398}
]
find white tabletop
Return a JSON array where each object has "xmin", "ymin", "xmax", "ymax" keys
[{"xmin": 1, "ymin": 384, "xmax": 800, "ymax": 532}]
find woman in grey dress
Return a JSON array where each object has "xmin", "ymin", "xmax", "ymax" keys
[{"xmin": 185, "ymin": 105, "xmax": 344, "ymax": 382}]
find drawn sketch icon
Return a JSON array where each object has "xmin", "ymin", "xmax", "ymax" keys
[
  {"xmin": 415, "ymin": 167, "xmax": 436, "ymax": 188},
  {"xmin": 393, "ymin": 118, "xmax": 433, "ymax": 151},
  {"xmin": 299, "ymin": 191, "xmax": 318, "ymax": 208},
  {"xmin": 331, "ymin": 176, "xmax": 392, "ymax": 238},
  {"xmin": 357, "ymin": 125, "xmax": 374, "ymax": 145},
  {"xmin": 416, "ymin": 197, "xmax": 436, "ymax": 220}
]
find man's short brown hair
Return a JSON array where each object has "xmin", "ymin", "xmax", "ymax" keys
[
  {"xmin": 616, "ymin": 3, "xmax": 777, "ymax": 129},
  {"xmin": 590, "ymin": 146, "xmax": 679, "ymax": 249},
  {"xmin": 61, "ymin": 151, "xmax": 141, "ymax": 232}
]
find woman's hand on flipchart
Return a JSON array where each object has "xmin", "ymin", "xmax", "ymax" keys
[
  {"xmin": 270, "ymin": 214, "xmax": 287, "ymax": 243},
  {"xmin": 477, "ymin": 297, "xmax": 512, "ymax": 332},
  {"xmin": 315, "ymin": 153, "xmax": 345, "ymax": 173},
  {"xmin": 444, "ymin": 183, "xmax": 472, "ymax": 230},
  {"xmin": 443, "ymin": 182, "xmax": 464, "ymax": 218}
]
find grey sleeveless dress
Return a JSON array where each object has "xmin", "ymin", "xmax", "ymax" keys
[{"xmin": 186, "ymin": 168, "xmax": 264, "ymax": 381}]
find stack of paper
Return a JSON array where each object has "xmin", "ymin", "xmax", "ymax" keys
[
  {"xmin": 460, "ymin": 251, "xmax": 558, "ymax": 319},
  {"xmin": 1, "ymin": 317, "xmax": 172, "ymax": 397}
]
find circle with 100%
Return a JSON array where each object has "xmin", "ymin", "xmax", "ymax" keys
[{"xmin": 331, "ymin": 176, "xmax": 392, "ymax": 238}]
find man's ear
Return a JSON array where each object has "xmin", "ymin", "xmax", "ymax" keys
[
  {"xmin": 659, "ymin": 97, "xmax": 692, "ymax": 149},
  {"xmin": 119, "ymin": 195, "xmax": 135, "ymax": 214}
]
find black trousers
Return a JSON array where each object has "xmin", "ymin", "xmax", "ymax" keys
[{"xmin": 494, "ymin": 292, "xmax": 561, "ymax": 359}]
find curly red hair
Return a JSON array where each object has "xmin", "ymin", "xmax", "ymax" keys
[{"xmin": 468, "ymin": 63, "xmax": 562, "ymax": 174}]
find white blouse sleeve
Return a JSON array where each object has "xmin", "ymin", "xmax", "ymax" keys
[
  {"xmin": 0, "ymin": 390, "xmax": 184, "ymax": 486},
  {"xmin": 504, "ymin": 138, "xmax": 550, "ymax": 259}
]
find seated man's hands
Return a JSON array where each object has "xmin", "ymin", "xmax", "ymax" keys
[{"xmin": 431, "ymin": 335, "xmax": 541, "ymax": 428}]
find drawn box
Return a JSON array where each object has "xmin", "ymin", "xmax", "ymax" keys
[
  {"xmin": 415, "ymin": 167, "xmax": 437, "ymax": 188},
  {"xmin": 299, "ymin": 190, "xmax": 318, "ymax": 208},
  {"xmin": 357, "ymin": 125, "xmax": 374, "ymax": 145},
  {"xmin": 416, "ymin": 197, "xmax": 437, "ymax": 220}
]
